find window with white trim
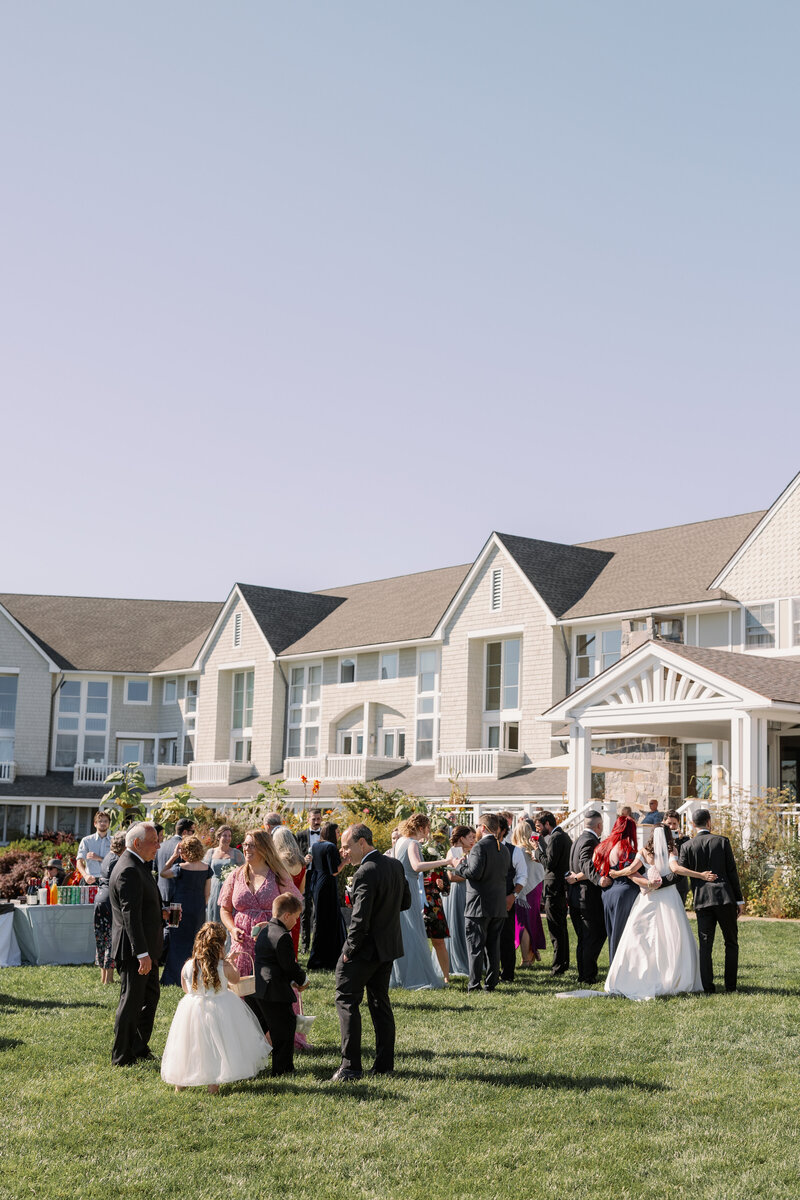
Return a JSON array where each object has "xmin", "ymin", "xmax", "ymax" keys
[
  {"xmin": 485, "ymin": 639, "xmax": 520, "ymax": 710},
  {"xmin": 53, "ymin": 679, "xmax": 109, "ymax": 769},
  {"xmin": 286, "ymin": 663, "xmax": 321, "ymax": 758},
  {"xmin": 233, "ymin": 612, "xmax": 242, "ymax": 648},
  {"xmin": 415, "ymin": 649, "xmax": 439, "ymax": 761},
  {"xmin": 380, "ymin": 651, "xmax": 399, "ymax": 680},
  {"xmin": 338, "ymin": 730, "xmax": 364, "ymax": 755},
  {"xmin": 0, "ymin": 676, "xmax": 18, "ymax": 764},
  {"xmin": 125, "ymin": 677, "xmax": 151, "ymax": 704},
  {"xmin": 230, "ymin": 671, "xmax": 254, "ymax": 762},
  {"xmin": 382, "ymin": 729, "xmax": 406, "ymax": 758},
  {"xmin": 339, "ymin": 658, "xmax": 356, "ymax": 684},
  {"xmin": 163, "ymin": 678, "xmax": 177, "ymax": 704},
  {"xmin": 490, "ymin": 568, "xmax": 503, "ymax": 612},
  {"xmin": 185, "ymin": 679, "xmax": 198, "ymax": 712},
  {"xmin": 575, "ymin": 629, "xmax": 622, "ymax": 681},
  {"xmin": 792, "ymin": 599, "xmax": 800, "ymax": 647},
  {"xmin": 745, "ymin": 604, "xmax": 775, "ymax": 648}
]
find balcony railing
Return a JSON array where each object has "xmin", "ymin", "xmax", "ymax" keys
[
  {"xmin": 284, "ymin": 754, "xmax": 406, "ymax": 783},
  {"xmin": 0, "ymin": 761, "xmax": 15, "ymax": 783},
  {"xmin": 74, "ymin": 762, "xmax": 157, "ymax": 788},
  {"xmin": 186, "ymin": 761, "xmax": 255, "ymax": 786},
  {"xmin": 436, "ymin": 750, "xmax": 526, "ymax": 780}
]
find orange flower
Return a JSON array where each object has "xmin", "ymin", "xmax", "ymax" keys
[
  {"xmin": 312, "ymin": 779, "xmax": 320, "ymax": 795},
  {"xmin": 300, "ymin": 775, "xmax": 308, "ymax": 784}
]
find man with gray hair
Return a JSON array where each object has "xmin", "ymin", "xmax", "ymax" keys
[
  {"xmin": 264, "ymin": 812, "xmax": 283, "ymax": 831},
  {"xmin": 565, "ymin": 809, "xmax": 608, "ymax": 985},
  {"xmin": 109, "ymin": 822, "xmax": 164, "ymax": 1066}
]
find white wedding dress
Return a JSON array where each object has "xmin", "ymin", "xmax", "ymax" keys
[
  {"xmin": 605, "ymin": 829, "xmax": 702, "ymax": 1001},
  {"xmin": 161, "ymin": 960, "xmax": 271, "ymax": 1087}
]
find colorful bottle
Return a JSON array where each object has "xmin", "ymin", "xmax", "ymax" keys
[{"xmin": 49, "ymin": 880, "xmax": 59, "ymax": 905}]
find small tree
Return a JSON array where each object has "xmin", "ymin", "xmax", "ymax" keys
[
  {"xmin": 101, "ymin": 763, "xmax": 149, "ymax": 830},
  {"xmin": 150, "ymin": 784, "xmax": 195, "ymax": 835}
]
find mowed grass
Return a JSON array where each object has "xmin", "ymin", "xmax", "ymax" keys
[{"xmin": 1, "ymin": 920, "xmax": 800, "ymax": 1200}]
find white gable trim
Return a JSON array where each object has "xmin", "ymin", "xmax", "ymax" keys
[
  {"xmin": 0, "ymin": 602, "xmax": 61, "ymax": 673},
  {"xmin": 541, "ymin": 641, "xmax": 772, "ymax": 722},
  {"xmin": 432, "ymin": 534, "xmax": 555, "ymax": 640},
  {"xmin": 193, "ymin": 586, "xmax": 275, "ymax": 668},
  {"xmin": 710, "ymin": 472, "xmax": 800, "ymax": 589}
]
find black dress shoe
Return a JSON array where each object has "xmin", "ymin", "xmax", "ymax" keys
[
  {"xmin": 329, "ymin": 1067, "xmax": 363, "ymax": 1082},
  {"xmin": 550, "ymin": 967, "xmax": 568, "ymax": 977},
  {"xmin": 368, "ymin": 1066, "xmax": 393, "ymax": 1077},
  {"xmin": 135, "ymin": 1049, "xmax": 158, "ymax": 1062}
]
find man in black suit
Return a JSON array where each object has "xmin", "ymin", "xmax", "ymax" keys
[
  {"xmin": 109, "ymin": 822, "xmax": 164, "ymax": 1066},
  {"xmin": 331, "ymin": 823, "xmax": 411, "ymax": 1082},
  {"xmin": 155, "ymin": 816, "xmax": 194, "ymax": 904},
  {"xmin": 497, "ymin": 813, "xmax": 526, "ymax": 983},
  {"xmin": 296, "ymin": 807, "xmax": 323, "ymax": 952},
  {"xmin": 456, "ymin": 813, "xmax": 508, "ymax": 993},
  {"xmin": 679, "ymin": 807, "xmax": 744, "ymax": 993},
  {"xmin": 254, "ymin": 892, "xmax": 308, "ymax": 1075},
  {"xmin": 565, "ymin": 810, "xmax": 607, "ymax": 984},
  {"xmin": 535, "ymin": 811, "xmax": 572, "ymax": 976},
  {"xmin": 664, "ymin": 809, "xmax": 690, "ymax": 905}
]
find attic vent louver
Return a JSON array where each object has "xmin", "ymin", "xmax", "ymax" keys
[
  {"xmin": 491, "ymin": 568, "xmax": 502, "ymax": 612},
  {"xmin": 233, "ymin": 611, "xmax": 242, "ymax": 648}
]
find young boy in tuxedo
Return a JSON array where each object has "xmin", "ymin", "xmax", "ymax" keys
[{"xmin": 253, "ymin": 893, "xmax": 307, "ymax": 1075}]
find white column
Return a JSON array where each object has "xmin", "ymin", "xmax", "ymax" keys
[
  {"xmin": 363, "ymin": 701, "xmax": 370, "ymax": 763},
  {"xmin": 567, "ymin": 722, "xmax": 592, "ymax": 812}
]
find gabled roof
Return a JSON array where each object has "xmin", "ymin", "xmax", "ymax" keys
[
  {"xmin": 561, "ymin": 510, "xmax": 766, "ymax": 619},
  {"xmin": 280, "ymin": 564, "xmax": 471, "ymax": 656},
  {"xmin": 236, "ymin": 583, "xmax": 346, "ymax": 656},
  {"xmin": 495, "ymin": 533, "xmax": 613, "ymax": 618},
  {"xmin": 709, "ymin": 471, "xmax": 800, "ymax": 588},
  {"xmin": 0, "ymin": 594, "xmax": 222, "ymax": 673},
  {"xmin": 662, "ymin": 642, "xmax": 800, "ymax": 706}
]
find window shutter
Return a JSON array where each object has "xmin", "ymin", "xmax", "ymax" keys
[{"xmin": 233, "ymin": 612, "xmax": 242, "ymax": 648}]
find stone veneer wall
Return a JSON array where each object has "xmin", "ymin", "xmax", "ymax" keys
[{"xmin": 600, "ymin": 737, "xmax": 682, "ymax": 808}]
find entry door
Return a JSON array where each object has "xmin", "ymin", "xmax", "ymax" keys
[
  {"xmin": 339, "ymin": 732, "xmax": 364, "ymax": 755},
  {"xmin": 119, "ymin": 741, "xmax": 143, "ymax": 766},
  {"xmin": 780, "ymin": 746, "xmax": 800, "ymax": 801}
]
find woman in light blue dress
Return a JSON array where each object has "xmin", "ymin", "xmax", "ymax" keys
[
  {"xmin": 443, "ymin": 824, "xmax": 476, "ymax": 977},
  {"xmin": 390, "ymin": 814, "xmax": 450, "ymax": 991},
  {"xmin": 203, "ymin": 827, "xmax": 244, "ymax": 924}
]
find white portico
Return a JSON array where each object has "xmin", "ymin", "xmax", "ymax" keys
[{"xmin": 541, "ymin": 640, "xmax": 800, "ymax": 811}]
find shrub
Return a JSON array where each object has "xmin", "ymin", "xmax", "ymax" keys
[
  {"xmin": 7, "ymin": 837, "xmax": 79, "ymax": 859},
  {"xmin": 0, "ymin": 850, "xmax": 45, "ymax": 899},
  {"xmin": 706, "ymin": 789, "xmax": 800, "ymax": 919}
]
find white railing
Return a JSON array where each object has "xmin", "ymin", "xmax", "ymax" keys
[
  {"xmin": 0, "ymin": 761, "xmax": 15, "ymax": 783},
  {"xmin": 437, "ymin": 750, "xmax": 498, "ymax": 778},
  {"xmin": 74, "ymin": 762, "xmax": 157, "ymax": 788},
  {"xmin": 187, "ymin": 761, "xmax": 232, "ymax": 785},
  {"xmin": 325, "ymin": 754, "xmax": 365, "ymax": 781},
  {"xmin": 284, "ymin": 757, "xmax": 325, "ymax": 782}
]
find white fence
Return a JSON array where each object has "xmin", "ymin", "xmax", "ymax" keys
[
  {"xmin": 0, "ymin": 761, "xmax": 15, "ymax": 783},
  {"xmin": 283, "ymin": 757, "xmax": 324, "ymax": 782},
  {"xmin": 74, "ymin": 762, "xmax": 157, "ymax": 788}
]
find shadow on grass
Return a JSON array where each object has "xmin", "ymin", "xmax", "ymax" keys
[
  {"xmin": 0, "ymin": 993, "xmax": 104, "ymax": 1012},
  {"xmin": 248, "ymin": 1074, "xmax": 404, "ymax": 1100},
  {"xmin": 394, "ymin": 1048, "xmax": 516, "ymax": 1062},
  {"xmin": 0, "ymin": 1037, "xmax": 22, "ymax": 1050},
  {"xmin": 387, "ymin": 1068, "xmax": 667, "ymax": 1091},
  {"xmin": 389, "ymin": 1002, "xmax": 477, "ymax": 1013},
  {"xmin": 735, "ymin": 984, "xmax": 800, "ymax": 997}
]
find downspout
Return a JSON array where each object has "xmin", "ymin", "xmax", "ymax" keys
[
  {"xmin": 276, "ymin": 658, "xmax": 290, "ymax": 777},
  {"xmin": 559, "ymin": 626, "xmax": 571, "ymax": 698}
]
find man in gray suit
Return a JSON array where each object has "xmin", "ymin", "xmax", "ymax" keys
[{"xmin": 454, "ymin": 813, "xmax": 508, "ymax": 993}]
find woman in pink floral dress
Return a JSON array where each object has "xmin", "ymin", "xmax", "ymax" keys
[{"xmin": 219, "ymin": 828, "xmax": 305, "ymax": 1046}]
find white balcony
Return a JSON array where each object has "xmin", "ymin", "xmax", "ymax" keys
[
  {"xmin": 74, "ymin": 762, "xmax": 157, "ymax": 788},
  {"xmin": 436, "ymin": 749, "xmax": 526, "ymax": 780},
  {"xmin": 186, "ymin": 760, "xmax": 255, "ymax": 786},
  {"xmin": 283, "ymin": 754, "xmax": 407, "ymax": 783},
  {"xmin": 0, "ymin": 761, "xmax": 15, "ymax": 783}
]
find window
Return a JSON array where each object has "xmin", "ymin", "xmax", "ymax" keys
[
  {"xmin": 163, "ymin": 678, "xmax": 177, "ymax": 704},
  {"xmin": 382, "ymin": 729, "xmax": 406, "ymax": 758},
  {"xmin": 485, "ymin": 722, "xmax": 519, "ymax": 751},
  {"xmin": 339, "ymin": 731, "xmax": 364, "ymax": 755},
  {"xmin": 53, "ymin": 679, "xmax": 109, "ymax": 769},
  {"xmin": 232, "ymin": 671, "xmax": 254, "ymax": 731},
  {"xmin": 233, "ymin": 612, "xmax": 242, "ymax": 648},
  {"xmin": 125, "ymin": 677, "xmax": 151, "ymax": 704},
  {"xmin": 185, "ymin": 679, "xmax": 198, "ymax": 712},
  {"xmin": 286, "ymin": 663, "xmax": 322, "ymax": 758},
  {"xmin": 601, "ymin": 630, "xmax": 622, "ymax": 669},
  {"xmin": 0, "ymin": 804, "xmax": 27, "ymax": 843},
  {"xmin": 233, "ymin": 738, "xmax": 252, "ymax": 763},
  {"xmin": 575, "ymin": 633, "xmax": 595, "ymax": 682},
  {"xmin": 380, "ymin": 651, "xmax": 399, "ymax": 680},
  {"xmin": 745, "ymin": 604, "xmax": 775, "ymax": 648},
  {"xmin": 43, "ymin": 806, "xmax": 93, "ymax": 838},
  {"xmin": 685, "ymin": 743, "xmax": 713, "ymax": 798},
  {"xmin": 491, "ymin": 568, "xmax": 502, "ymax": 612},
  {"xmin": 655, "ymin": 618, "xmax": 683, "ymax": 643},
  {"xmin": 0, "ymin": 676, "xmax": 17, "ymax": 762},
  {"xmin": 339, "ymin": 658, "xmax": 356, "ymax": 684},
  {"xmin": 576, "ymin": 629, "xmax": 621, "ymax": 680},
  {"xmin": 792, "ymin": 600, "xmax": 800, "ymax": 647},
  {"xmin": 484, "ymin": 639, "xmax": 520, "ymax": 711},
  {"xmin": 415, "ymin": 649, "xmax": 439, "ymax": 761}
]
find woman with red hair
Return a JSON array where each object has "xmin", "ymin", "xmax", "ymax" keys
[{"xmin": 592, "ymin": 815, "xmax": 641, "ymax": 961}]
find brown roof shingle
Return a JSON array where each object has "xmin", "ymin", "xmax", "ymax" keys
[{"xmin": 662, "ymin": 642, "xmax": 800, "ymax": 705}]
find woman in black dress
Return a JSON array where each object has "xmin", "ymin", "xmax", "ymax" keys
[
  {"xmin": 159, "ymin": 834, "xmax": 213, "ymax": 985},
  {"xmin": 307, "ymin": 822, "xmax": 346, "ymax": 970},
  {"xmin": 94, "ymin": 831, "xmax": 126, "ymax": 984}
]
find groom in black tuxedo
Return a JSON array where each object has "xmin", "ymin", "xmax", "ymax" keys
[
  {"xmin": 109, "ymin": 822, "xmax": 164, "ymax": 1066},
  {"xmin": 331, "ymin": 823, "xmax": 411, "ymax": 1082},
  {"xmin": 455, "ymin": 813, "xmax": 508, "ymax": 993},
  {"xmin": 535, "ymin": 811, "xmax": 572, "ymax": 976},
  {"xmin": 679, "ymin": 807, "xmax": 744, "ymax": 993},
  {"xmin": 565, "ymin": 809, "xmax": 607, "ymax": 984}
]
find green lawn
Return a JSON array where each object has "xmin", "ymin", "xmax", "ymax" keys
[{"xmin": 1, "ymin": 920, "xmax": 800, "ymax": 1200}]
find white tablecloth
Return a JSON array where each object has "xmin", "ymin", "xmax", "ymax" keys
[
  {"xmin": 12, "ymin": 904, "xmax": 96, "ymax": 965},
  {"xmin": 0, "ymin": 910, "xmax": 22, "ymax": 967}
]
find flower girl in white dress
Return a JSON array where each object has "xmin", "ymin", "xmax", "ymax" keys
[{"xmin": 161, "ymin": 922, "xmax": 271, "ymax": 1093}]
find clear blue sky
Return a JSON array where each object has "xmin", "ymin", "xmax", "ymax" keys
[{"xmin": 3, "ymin": 3, "xmax": 799, "ymax": 600}]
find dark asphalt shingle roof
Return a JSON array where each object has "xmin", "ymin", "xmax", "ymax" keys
[
  {"xmin": 235, "ymin": 583, "xmax": 346, "ymax": 656},
  {"xmin": 495, "ymin": 533, "xmax": 613, "ymax": 618},
  {"xmin": 0, "ymin": 594, "xmax": 223, "ymax": 672}
]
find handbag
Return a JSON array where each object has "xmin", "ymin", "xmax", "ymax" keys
[
  {"xmin": 229, "ymin": 949, "xmax": 256, "ymax": 997},
  {"xmin": 294, "ymin": 986, "xmax": 316, "ymax": 1037}
]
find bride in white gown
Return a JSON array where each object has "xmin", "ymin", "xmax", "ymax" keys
[{"xmin": 604, "ymin": 826, "xmax": 716, "ymax": 1000}]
